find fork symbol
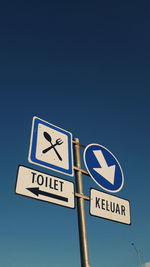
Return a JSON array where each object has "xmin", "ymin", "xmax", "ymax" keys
[{"xmin": 42, "ymin": 132, "xmax": 63, "ymax": 161}]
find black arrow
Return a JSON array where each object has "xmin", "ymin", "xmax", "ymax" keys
[{"xmin": 26, "ymin": 187, "xmax": 68, "ymax": 202}]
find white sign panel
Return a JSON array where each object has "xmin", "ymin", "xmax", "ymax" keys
[
  {"xmin": 28, "ymin": 116, "xmax": 74, "ymax": 176},
  {"xmin": 90, "ymin": 189, "xmax": 131, "ymax": 225},
  {"xmin": 16, "ymin": 166, "xmax": 75, "ymax": 209}
]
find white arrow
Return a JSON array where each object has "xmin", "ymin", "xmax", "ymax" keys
[{"xmin": 93, "ymin": 150, "xmax": 116, "ymax": 185}]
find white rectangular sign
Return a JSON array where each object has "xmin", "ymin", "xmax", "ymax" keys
[
  {"xmin": 15, "ymin": 165, "xmax": 75, "ymax": 209},
  {"xmin": 90, "ymin": 189, "xmax": 131, "ymax": 225}
]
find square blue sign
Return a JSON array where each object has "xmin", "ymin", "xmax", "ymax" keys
[{"xmin": 28, "ymin": 116, "xmax": 74, "ymax": 176}]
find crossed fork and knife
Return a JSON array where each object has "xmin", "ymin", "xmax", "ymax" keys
[{"xmin": 42, "ymin": 132, "xmax": 63, "ymax": 161}]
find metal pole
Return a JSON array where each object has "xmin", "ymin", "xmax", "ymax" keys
[
  {"xmin": 131, "ymin": 243, "xmax": 142, "ymax": 267},
  {"xmin": 74, "ymin": 138, "xmax": 90, "ymax": 267}
]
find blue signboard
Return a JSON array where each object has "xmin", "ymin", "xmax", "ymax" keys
[
  {"xmin": 28, "ymin": 117, "xmax": 74, "ymax": 176},
  {"xmin": 84, "ymin": 144, "xmax": 124, "ymax": 192}
]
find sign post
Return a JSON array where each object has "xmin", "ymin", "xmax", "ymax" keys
[
  {"xmin": 15, "ymin": 117, "xmax": 131, "ymax": 267},
  {"xmin": 74, "ymin": 138, "xmax": 90, "ymax": 267}
]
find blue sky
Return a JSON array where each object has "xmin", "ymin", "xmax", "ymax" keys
[{"xmin": 0, "ymin": 1, "xmax": 150, "ymax": 266}]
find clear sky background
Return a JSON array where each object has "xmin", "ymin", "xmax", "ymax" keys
[{"xmin": 0, "ymin": 1, "xmax": 150, "ymax": 266}]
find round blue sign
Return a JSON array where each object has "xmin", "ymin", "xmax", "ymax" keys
[{"xmin": 84, "ymin": 144, "xmax": 124, "ymax": 193}]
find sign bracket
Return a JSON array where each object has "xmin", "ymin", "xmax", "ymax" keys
[
  {"xmin": 74, "ymin": 166, "xmax": 89, "ymax": 176},
  {"xmin": 75, "ymin": 193, "xmax": 90, "ymax": 201}
]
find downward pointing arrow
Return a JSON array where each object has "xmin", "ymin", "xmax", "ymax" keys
[{"xmin": 93, "ymin": 150, "xmax": 116, "ymax": 185}]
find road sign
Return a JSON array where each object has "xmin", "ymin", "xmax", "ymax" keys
[
  {"xmin": 28, "ymin": 116, "xmax": 74, "ymax": 176},
  {"xmin": 84, "ymin": 144, "xmax": 124, "ymax": 193},
  {"xmin": 15, "ymin": 165, "xmax": 75, "ymax": 209},
  {"xmin": 90, "ymin": 189, "xmax": 131, "ymax": 225}
]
